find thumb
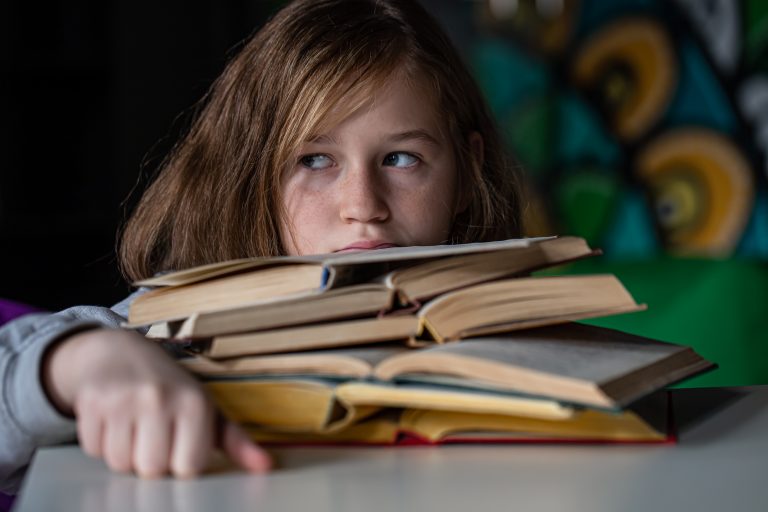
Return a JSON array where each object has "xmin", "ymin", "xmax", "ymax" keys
[{"xmin": 220, "ymin": 420, "xmax": 272, "ymax": 473}]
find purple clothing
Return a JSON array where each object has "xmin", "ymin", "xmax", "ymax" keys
[{"xmin": 0, "ymin": 299, "xmax": 39, "ymax": 325}]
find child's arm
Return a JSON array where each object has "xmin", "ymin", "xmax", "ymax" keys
[
  {"xmin": 41, "ymin": 327, "xmax": 271, "ymax": 478},
  {"xmin": 0, "ymin": 308, "xmax": 106, "ymax": 494},
  {"xmin": 0, "ymin": 303, "xmax": 270, "ymax": 494}
]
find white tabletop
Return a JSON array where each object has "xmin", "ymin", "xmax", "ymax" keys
[{"xmin": 14, "ymin": 386, "xmax": 768, "ymax": 512}]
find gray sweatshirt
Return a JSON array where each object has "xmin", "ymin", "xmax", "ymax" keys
[{"xmin": 0, "ymin": 292, "xmax": 143, "ymax": 494}]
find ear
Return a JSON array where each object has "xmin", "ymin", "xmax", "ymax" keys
[{"xmin": 456, "ymin": 132, "xmax": 484, "ymax": 214}]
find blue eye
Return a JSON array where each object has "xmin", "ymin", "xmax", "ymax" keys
[
  {"xmin": 383, "ymin": 152, "xmax": 419, "ymax": 168},
  {"xmin": 300, "ymin": 154, "xmax": 334, "ymax": 170}
]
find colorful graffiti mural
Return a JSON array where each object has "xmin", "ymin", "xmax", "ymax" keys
[{"xmin": 471, "ymin": 0, "xmax": 768, "ymax": 259}]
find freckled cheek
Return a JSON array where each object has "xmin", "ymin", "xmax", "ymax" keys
[
  {"xmin": 280, "ymin": 183, "xmax": 334, "ymax": 254},
  {"xmin": 284, "ymin": 186, "xmax": 333, "ymax": 226}
]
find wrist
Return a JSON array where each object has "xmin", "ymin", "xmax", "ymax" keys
[{"xmin": 41, "ymin": 327, "xmax": 112, "ymax": 416}]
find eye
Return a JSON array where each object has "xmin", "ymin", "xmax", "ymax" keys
[
  {"xmin": 383, "ymin": 152, "xmax": 419, "ymax": 168},
  {"xmin": 299, "ymin": 154, "xmax": 334, "ymax": 171}
]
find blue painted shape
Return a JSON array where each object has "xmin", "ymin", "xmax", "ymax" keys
[
  {"xmin": 736, "ymin": 189, "xmax": 768, "ymax": 258},
  {"xmin": 471, "ymin": 38, "xmax": 550, "ymax": 116},
  {"xmin": 601, "ymin": 188, "xmax": 660, "ymax": 258},
  {"xmin": 664, "ymin": 39, "xmax": 738, "ymax": 133},
  {"xmin": 557, "ymin": 93, "xmax": 621, "ymax": 166}
]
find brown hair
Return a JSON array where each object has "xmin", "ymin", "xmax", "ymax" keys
[{"xmin": 119, "ymin": 0, "xmax": 523, "ymax": 282}]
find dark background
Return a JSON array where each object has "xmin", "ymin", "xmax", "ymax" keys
[
  {"xmin": 4, "ymin": 1, "xmax": 767, "ymax": 387},
  {"xmin": 0, "ymin": 0, "xmax": 465, "ymax": 312},
  {"xmin": 0, "ymin": 1, "xmax": 285, "ymax": 310}
]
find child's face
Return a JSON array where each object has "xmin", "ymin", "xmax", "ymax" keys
[{"xmin": 280, "ymin": 77, "xmax": 462, "ymax": 255}]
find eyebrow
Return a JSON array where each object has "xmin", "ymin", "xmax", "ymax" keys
[
  {"xmin": 307, "ymin": 134, "xmax": 341, "ymax": 145},
  {"xmin": 387, "ymin": 129, "xmax": 442, "ymax": 147}
]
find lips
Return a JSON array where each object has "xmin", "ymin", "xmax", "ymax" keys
[{"xmin": 335, "ymin": 241, "xmax": 400, "ymax": 252}]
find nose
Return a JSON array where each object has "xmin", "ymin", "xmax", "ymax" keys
[{"xmin": 338, "ymin": 164, "xmax": 390, "ymax": 224}]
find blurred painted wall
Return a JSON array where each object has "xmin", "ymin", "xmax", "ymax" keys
[{"xmin": 440, "ymin": 0, "xmax": 768, "ymax": 386}]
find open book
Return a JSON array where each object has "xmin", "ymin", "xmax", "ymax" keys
[
  {"xmin": 180, "ymin": 323, "xmax": 714, "ymax": 443},
  {"xmin": 156, "ymin": 274, "xmax": 644, "ymax": 346},
  {"xmin": 243, "ymin": 393, "xmax": 673, "ymax": 445},
  {"xmin": 128, "ymin": 236, "xmax": 594, "ymax": 326}
]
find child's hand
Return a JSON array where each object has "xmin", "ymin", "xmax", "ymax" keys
[{"xmin": 42, "ymin": 328, "xmax": 271, "ymax": 478}]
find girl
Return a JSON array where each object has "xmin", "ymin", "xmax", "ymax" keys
[{"xmin": 0, "ymin": 0, "xmax": 522, "ymax": 490}]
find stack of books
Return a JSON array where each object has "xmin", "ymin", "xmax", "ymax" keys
[{"xmin": 126, "ymin": 236, "xmax": 714, "ymax": 445}]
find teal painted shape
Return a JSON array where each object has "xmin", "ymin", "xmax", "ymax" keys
[
  {"xmin": 557, "ymin": 93, "xmax": 621, "ymax": 166},
  {"xmin": 601, "ymin": 188, "xmax": 660, "ymax": 258},
  {"xmin": 471, "ymin": 38, "xmax": 549, "ymax": 116},
  {"xmin": 576, "ymin": 0, "xmax": 660, "ymax": 41},
  {"xmin": 664, "ymin": 40, "xmax": 738, "ymax": 133},
  {"xmin": 737, "ymin": 189, "xmax": 768, "ymax": 258}
]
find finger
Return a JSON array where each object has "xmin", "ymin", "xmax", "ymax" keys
[
  {"xmin": 77, "ymin": 412, "xmax": 103, "ymax": 459},
  {"xmin": 103, "ymin": 416, "xmax": 134, "ymax": 474},
  {"xmin": 220, "ymin": 420, "xmax": 272, "ymax": 473},
  {"xmin": 133, "ymin": 414, "xmax": 172, "ymax": 479},
  {"xmin": 170, "ymin": 400, "xmax": 214, "ymax": 478}
]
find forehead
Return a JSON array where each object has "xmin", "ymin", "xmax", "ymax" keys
[{"xmin": 310, "ymin": 71, "xmax": 445, "ymax": 140}]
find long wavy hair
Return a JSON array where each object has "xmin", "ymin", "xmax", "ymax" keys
[{"xmin": 119, "ymin": 0, "xmax": 523, "ymax": 282}]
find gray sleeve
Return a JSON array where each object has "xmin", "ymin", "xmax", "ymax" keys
[{"xmin": 0, "ymin": 289, "xmax": 148, "ymax": 494}]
